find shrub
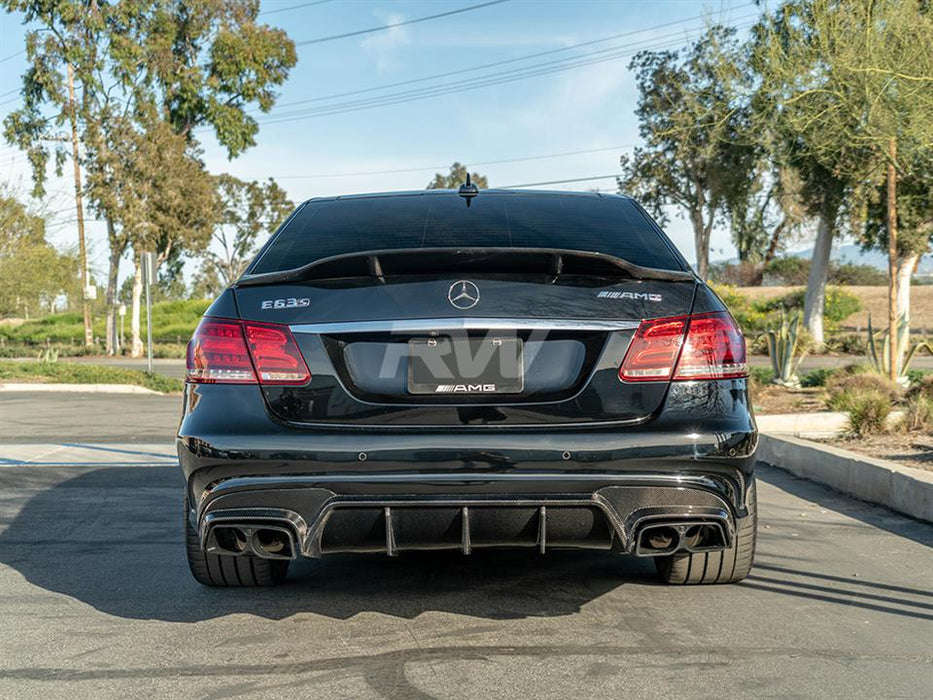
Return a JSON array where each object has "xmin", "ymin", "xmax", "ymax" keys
[
  {"xmin": 0, "ymin": 298, "xmax": 211, "ymax": 346},
  {"xmin": 708, "ymin": 283, "xmax": 770, "ymax": 332},
  {"xmin": 825, "ymin": 370, "xmax": 901, "ymax": 411},
  {"xmin": 831, "ymin": 262, "xmax": 887, "ymax": 286},
  {"xmin": 763, "ymin": 257, "xmax": 810, "ymax": 286},
  {"xmin": 758, "ymin": 287, "xmax": 860, "ymax": 328},
  {"xmin": 845, "ymin": 390, "xmax": 892, "ymax": 436},
  {"xmin": 748, "ymin": 366, "xmax": 773, "ymax": 387},
  {"xmin": 900, "ymin": 395, "xmax": 933, "ymax": 432},
  {"xmin": 801, "ymin": 368, "xmax": 835, "ymax": 388},
  {"xmin": 708, "ymin": 261, "xmax": 763, "ymax": 287},
  {"xmin": 0, "ymin": 360, "xmax": 182, "ymax": 393},
  {"xmin": 825, "ymin": 333, "xmax": 867, "ymax": 355},
  {"xmin": 906, "ymin": 374, "xmax": 933, "ymax": 401}
]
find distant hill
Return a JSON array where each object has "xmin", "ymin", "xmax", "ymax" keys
[
  {"xmin": 714, "ymin": 244, "xmax": 933, "ymax": 276},
  {"xmin": 786, "ymin": 244, "xmax": 933, "ymax": 276}
]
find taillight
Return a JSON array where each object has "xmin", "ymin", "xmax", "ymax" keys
[
  {"xmin": 242, "ymin": 321, "xmax": 311, "ymax": 384},
  {"xmin": 619, "ymin": 312, "xmax": 747, "ymax": 382},
  {"xmin": 186, "ymin": 318, "xmax": 310, "ymax": 385},
  {"xmin": 674, "ymin": 313, "xmax": 747, "ymax": 380},
  {"xmin": 187, "ymin": 319, "xmax": 256, "ymax": 384},
  {"xmin": 618, "ymin": 317, "xmax": 687, "ymax": 381}
]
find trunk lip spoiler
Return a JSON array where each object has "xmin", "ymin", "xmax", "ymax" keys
[
  {"xmin": 289, "ymin": 317, "xmax": 642, "ymax": 335},
  {"xmin": 236, "ymin": 246, "xmax": 696, "ymax": 288}
]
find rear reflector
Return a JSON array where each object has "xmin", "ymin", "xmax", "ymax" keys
[
  {"xmin": 619, "ymin": 312, "xmax": 747, "ymax": 382},
  {"xmin": 187, "ymin": 318, "xmax": 310, "ymax": 385}
]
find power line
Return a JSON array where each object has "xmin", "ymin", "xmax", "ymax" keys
[
  {"xmin": 499, "ymin": 174, "xmax": 622, "ymax": 189},
  {"xmin": 260, "ymin": 0, "xmax": 336, "ymax": 17},
  {"xmin": 270, "ymin": 3, "xmax": 755, "ymax": 111},
  {"xmin": 294, "ymin": 0, "xmax": 512, "ymax": 47},
  {"xmin": 255, "ymin": 18, "xmax": 759, "ymax": 124},
  {"xmin": 276, "ymin": 144, "xmax": 634, "ymax": 180},
  {"xmin": 0, "ymin": 49, "xmax": 24, "ymax": 65}
]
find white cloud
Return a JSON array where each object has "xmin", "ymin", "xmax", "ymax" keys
[{"xmin": 360, "ymin": 11, "xmax": 411, "ymax": 74}]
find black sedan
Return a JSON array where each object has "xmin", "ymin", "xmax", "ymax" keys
[{"xmin": 178, "ymin": 187, "xmax": 757, "ymax": 587}]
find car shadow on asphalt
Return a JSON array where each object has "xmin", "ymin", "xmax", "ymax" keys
[
  {"xmin": 1, "ymin": 464, "xmax": 930, "ymax": 624},
  {"xmin": 755, "ymin": 464, "xmax": 933, "ymax": 549},
  {"xmin": 0, "ymin": 465, "xmax": 662, "ymax": 623},
  {"xmin": 744, "ymin": 466, "xmax": 933, "ymax": 622}
]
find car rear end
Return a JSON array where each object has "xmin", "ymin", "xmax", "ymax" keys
[{"xmin": 178, "ymin": 190, "xmax": 757, "ymax": 587}]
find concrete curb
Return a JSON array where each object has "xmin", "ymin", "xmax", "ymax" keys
[
  {"xmin": 756, "ymin": 412, "xmax": 849, "ymax": 437},
  {"xmin": 756, "ymin": 433, "xmax": 933, "ymax": 523},
  {"xmin": 0, "ymin": 382, "xmax": 163, "ymax": 395},
  {"xmin": 756, "ymin": 411, "xmax": 904, "ymax": 437}
]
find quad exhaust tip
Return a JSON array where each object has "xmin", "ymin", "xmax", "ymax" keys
[
  {"xmin": 207, "ymin": 524, "xmax": 297, "ymax": 560},
  {"xmin": 634, "ymin": 521, "xmax": 728, "ymax": 557}
]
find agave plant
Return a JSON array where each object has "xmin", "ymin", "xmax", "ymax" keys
[
  {"xmin": 36, "ymin": 346, "xmax": 59, "ymax": 364},
  {"xmin": 865, "ymin": 313, "xmax": 932, "ymax": 387},
  {"xmin": 765, "ymin": 309, "xmax": 808, "ymax": 388}
]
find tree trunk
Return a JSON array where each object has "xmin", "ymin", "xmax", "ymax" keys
[
  {"xmin": 751, "ymin": 218, "xmax": 787, "ymax": 286},
  {"xmin": 895, "ymin": 252, "xmax": 918, "ymax": 323},
  {"xmin": 886, "ymin": 140, "xmax": 898, "ymax": 381},
  {"xmin": 130, "ymin": 258, "xmax": 143, "ymax": 358},
  {"xmin": 104, "ymin": 219, "xmax": 121, "ymax": 356},
  {"xmin": 803, "ymin": 212, "xmax": 834, "ymax": 346},
  {"xmin": 690, "ymin": 209, "xmax": 710, "ymax": 280}
]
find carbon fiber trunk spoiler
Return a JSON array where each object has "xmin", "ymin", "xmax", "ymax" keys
[{"xmin": 236, "ymin": 247, "xmax": 696, "ymax": 287}]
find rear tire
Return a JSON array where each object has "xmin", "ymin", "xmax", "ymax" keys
[
  {"xmin": 654, "ymin": 479, "xmax": 757, "ymax": 585},
  {"xmin": 185, "ymin": 503, "xmax": 289, "ymax": 587}
]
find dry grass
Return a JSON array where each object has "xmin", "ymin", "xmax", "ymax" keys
[{"xmin": 737, "ymin": 285, "xmax": 933, "ymax": 334}]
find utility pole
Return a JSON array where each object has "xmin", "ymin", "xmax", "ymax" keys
[{"xmin": 67, "ymin": 62, "xmax": 94, "ymax": 348}]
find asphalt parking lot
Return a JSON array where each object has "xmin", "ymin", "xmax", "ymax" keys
[{"xmin": 1, "ymin": 392, "xmax": 931, "ymax": 698}]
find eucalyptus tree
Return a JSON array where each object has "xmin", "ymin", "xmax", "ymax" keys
[
  {"xmin": 2, "ymin": 0, "xmax": 107, "ymax": 345},
  {"xmin": 755, "ymin": 0, "xmax": 933, "ymax": 375},
  {"xmin": 0, "ymin": 187, "xmax": 78, "ymax": 318},
  {"xmin": 862, "ymin": 158, "xmax": 933, "ymax": 321},
  {"xmin": 2, "ymin": 0, "xmax": 297, "ymax": 354},
  {"xmin": 426, "ymin": 163, "xmax": 489, "ymax": 190},
  {"xmin": 618, "ymin": 26, "xmax": 757, "ymax": 279},
  {"xmin": 86, "ymin": 110, "xmax": 215, "ymax": 355},
  {"xmin": 203, "ymin": 174, "xmax": 294, "ymax": 287}
]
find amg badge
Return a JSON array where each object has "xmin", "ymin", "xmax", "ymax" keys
[
  {"xmin": 597, "ymin": 290, "xmax": 662, "ymax": 302},
  {"xmin": 434, "ymin": 383, "xmax": 496, "ymax": 393}
]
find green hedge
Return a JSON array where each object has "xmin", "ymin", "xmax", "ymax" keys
[
  {"xmin": 708, "ymin": 284, "xmax": 861, "ymax": 333},
  {"xmin": 0, "ymin": 360, "xmax": 183, "ymax": 393},
  {"xmin": 0, "ymin": 298, "xmax": 211, "ymax": 346}
]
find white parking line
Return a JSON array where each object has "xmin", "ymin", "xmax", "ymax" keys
[{"xmin": 0, "ymin": 443, "xmax": 176, "ymax": 466}]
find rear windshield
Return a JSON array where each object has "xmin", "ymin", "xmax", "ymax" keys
[{"xmin": 249, "ymin": 192, "xmax": 684, "ymax": 274}]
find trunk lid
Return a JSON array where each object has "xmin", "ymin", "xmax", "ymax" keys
[{"xmin": 233, "ymin": 251, "xmax": 696, "ymax": 428}]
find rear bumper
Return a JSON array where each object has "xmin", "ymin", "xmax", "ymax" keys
[
  {"xmin": 178, "ymin": 383, "xmax": 757, "ymax": 559},
  {"xmin": 191, "ymin": 474, "xmax": 748, "ymax": 559}
]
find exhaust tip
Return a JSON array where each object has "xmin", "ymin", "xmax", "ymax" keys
[
  {"xmin": 212, "ymin": 526, "xmax": 248, "ymax": 554},
  {"xmin": 633, "ymin": 520, "xmax": 730, "ymax": 557},
  {"xmin": 252, "ymin": 528, "xmax": 295, "ymax": 560},
  {"xmin": 637, "ymin": 525, "xmax": 680, "ymax": 556},
  {"xmin": 684, "ymin": 523, "xmax": 727, "ymax": 552}
]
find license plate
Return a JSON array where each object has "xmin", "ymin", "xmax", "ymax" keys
[{"xmin": 408, "ymin": 337, "xmax": 524, "ymax": 395}]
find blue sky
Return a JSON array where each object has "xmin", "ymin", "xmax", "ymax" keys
[{"xmin": 0, "ymin": 0, "xmax": 765, "ymax": 282}]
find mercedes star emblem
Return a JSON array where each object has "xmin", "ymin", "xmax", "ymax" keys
[{"xmin": 448, "ymin": 280, "xmax": 480, "ymax": 310}]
